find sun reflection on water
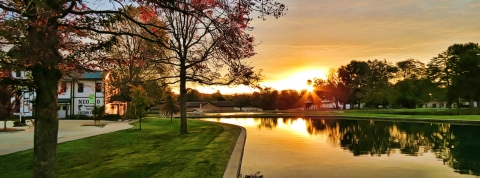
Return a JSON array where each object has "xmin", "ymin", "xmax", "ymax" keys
[{"xmin": 203, "ymin": 117, "xmax": 480, "ymax": 177}]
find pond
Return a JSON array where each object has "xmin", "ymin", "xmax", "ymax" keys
[{"xmin": 203, "ymin": 118, "xmax": 480, "ymax": 178}]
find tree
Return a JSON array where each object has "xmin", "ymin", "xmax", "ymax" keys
[
  {"xmin": 1, "ymin": 0, "xmax": 286, "ymax": 175},
  {"xmin": 429, "ymin": 42, "xmax": 480, "ymax": 108},
  {"xmin": 161, "ymin": 90, "xmax": 179, "ymax": 122},
  {"xmin": 449, "ymin": 48, "xmax": 480, "ymax": 107},
  {"xmin": 394, "ymin": 79, "xmax": 418, "ymax": 109},
  {"xmin": 130, "ymin": 85, "xmax": 154, "ymax": 130},
  {"xmin": 231, "ymin": 93, "xmax": 251, "ymax": 110},
  {"xmin": 184, "ymin": 88, "xmax": 201, "ymax": 102},
  {"xmin": 396, "ymin": 59, "xmax": 426, "ymax": 81},
  {"xmin": 338, "ymin": 60, "xmax": 370, "ymax": 108},
  {"xmin": 106, "ymin": 6, "xmax": 169, "ymax": 109},
  {"xmin": 275, "ymin": 89, "xmax": 300, "ymax": 110},
  {"xmin": 92, "ymin": 106, "xmax": 105, "ymax": 125},
  {"xmin": 129, "ymin": 0, "xmax": 286, "ymax": 134},
  {"xmin": 0, "ymin": 86, "xmax": 14, "ymax": 130},
  {"xmin": 0, "ymin": 1, "xmax": 146, "ymax": 176},
  {"xmin": 211, "ymin": 90, "xmax": 226, "ymax": 101},
  {"xmin": 360, "ymin": 59, "xmax": 397, "ymax": 108},
  {"xmin": 316, "ymin": 68, "xmax": 349, "ymax": 109},
  {"xmin": 251, "ymin": 87, "xmax": 278, "ymax": 110}
]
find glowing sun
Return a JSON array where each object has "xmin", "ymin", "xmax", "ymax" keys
[{"xmin": 263, "ymin": 69, "xmax": 326, "ymax": 91}]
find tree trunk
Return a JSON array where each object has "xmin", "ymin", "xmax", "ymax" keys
[
  {"xmin": 32, "ymin": 65, "xmax": 62, "ymax": 178},
  {"xmin": 179, "ymin": 61, "xmax": 188, "ymax": 134},
  {"xmin": 4, "ymin": 118, "xmax": 6, "ymax": 131},
  {"xmin": 139, "ymin": 116, "xmax": 142, "ymax": 130},
  {"xmin": 170, "ymin": 113, "xmax": 173, "ymax": 123}
]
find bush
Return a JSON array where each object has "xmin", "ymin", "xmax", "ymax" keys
[
  {"xmin": 104, "ymin": 114, "xmax": 123, "ymax": 121},
  {"xmin": 92, "ymin": 106, "xmax": 105, "ymax": 121},
  {"xmin": 12, "ymin": 120, "xmax": 27, "ymax": 127}
]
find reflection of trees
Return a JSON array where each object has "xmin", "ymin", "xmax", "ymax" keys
[
  {"xmin": 302, "ymin": 118, "xmax": 480, "ymax": 176},
  {"xmin": 251, "ymin": 117, "xmax": 480, "ymax": 176},
  {"xmin": 337, "ymin": 120, "xmax": 399, "ymax": 156},
  {"xmin": 256, "ymin": 118, "xmax": 279, "ymax": 130},
  {"xmin": 443, "ymin": 125, "xmax": 480, "ymax": 175}
]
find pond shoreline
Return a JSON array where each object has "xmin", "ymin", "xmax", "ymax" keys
[{"xmin": 185, "ymin": 111, "xmax": 480, "ymax": 125}]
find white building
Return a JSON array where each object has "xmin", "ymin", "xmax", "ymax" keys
[{"xmin": 13, "ymin": 71, "xmax": 105, "ymax": 118}]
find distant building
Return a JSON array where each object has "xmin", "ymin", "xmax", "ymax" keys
[
  {"xmin": 320, "ymin": 100, "xmax": 336, "ymax": 109},
  {"xmin": 186, "ymin": 101, "xmax": 235, "ymax": 112},
  {"xmin": 13, "ymin": 71, "xmax": 105, "ymax": 118},
  {"xmin": 234, "ymin": 107, "xmax": 263, "ymax": 112},
  {"xmin": 423, "ymin": 100, "xmax": 478, "ymax": 108}
]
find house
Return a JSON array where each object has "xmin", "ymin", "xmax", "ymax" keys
[
  {"xmin": 424, "ymin": 101, "xmax": 448, "ymax": 108},
  {"xmin": 186, "ymin": 102, "xmax": 207, "ymax": 112},
  {"xmin": 234, "ymin": 107, "xmax": 263, "ymax": 112},
  {"xmin": 186, "ymin": 101, "xmax": 235, "ymax": 112},
  {"xmin": 103, "ymin": 72, "xmax": 127, "ymax": 116},
  {"xmin": 13, "ymin": 71, "xmax": 106, "ymax": 118},
  {"xmin": 320, "ymin": 100, "xmax": 336, "ymax": 109},
  {"xmin": 424, "ymin": 100, "xmax": 478, "ymax": 108}
]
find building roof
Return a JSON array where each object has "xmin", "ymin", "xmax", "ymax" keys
[
  {"xmin": 206, "ymin": 101, "xmax": 235, "ymax": 107},
  {"xmin": 63, "ymin": 71, "xmax": 104, "ymax": 81},
  {"xmin": 186, "ymin": 101, "xmax": 235, "ymax": 107},
  {"xmin": 79, "ymin": 71, "xmax": 103, "ymax": 79}
]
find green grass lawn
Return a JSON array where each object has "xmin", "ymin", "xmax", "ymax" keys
[{"xmin": 0, "ymin": 118, "xmax": 241, "ymax": 178}]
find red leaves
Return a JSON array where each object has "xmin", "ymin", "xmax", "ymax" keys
[
  {"xmin": 191, "ymin": 0, "xmax": 216, "ymax": 6},
  {"xmin": 191, "ymin": 0, "xmax": 218, "ymax": 10},
  {"xmin": 138, "ymin": 6, "xmax": 155, "ymax": 23}
]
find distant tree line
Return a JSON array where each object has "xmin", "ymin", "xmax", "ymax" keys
[
  {"xmin": 181, "ymin": 42, "xmax": 480, "ymax": 110},
  {"xmin": 314, "ymin": 42, "xmax": 480, "ymax": 109},
  {"xmin": 184, "ymin": 87, "xmax": 305, "ymax": 110}
]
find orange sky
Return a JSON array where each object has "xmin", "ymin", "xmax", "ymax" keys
[{"xmin": 198, "ymin": 0, "xmax": 480, "ymax": 94}]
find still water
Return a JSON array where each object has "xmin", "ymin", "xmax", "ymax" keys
[{"xmin": 203, "ymin": 118, "xmax": 480, "ymax": 178}]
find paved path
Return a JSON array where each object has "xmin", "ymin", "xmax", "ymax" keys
[{"xmin": 0, "ymin": 120, "xmax": 133, "ymax": 155}]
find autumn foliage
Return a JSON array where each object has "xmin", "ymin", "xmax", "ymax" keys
[{"xmin": 0, "ymin": 0, "xmax": 286, "ymax": 177}]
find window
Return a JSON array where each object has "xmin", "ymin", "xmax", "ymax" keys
[
  {"xmin": 78, "ymin": 83, "xmax": 84, "ymax": 93},
  {"xmin": 15, "ymin": 70, "xmax": 21, "ymax": 77},
  {"xmin": 95, "ymin": 83, "xmax": 102, "ymax": 92},
  {"xmin": 60, "ymin": 82, "xmax": 67, "ymax": 94}
]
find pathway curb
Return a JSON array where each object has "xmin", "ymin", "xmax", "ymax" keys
[{"xmin": 223, "ymin": 125, "xmax": 246, "ymax": 178}]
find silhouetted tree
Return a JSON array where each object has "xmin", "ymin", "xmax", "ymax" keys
[{"xmin": 161, "ymin": 90, "xmax": 179, "ymax": 122}]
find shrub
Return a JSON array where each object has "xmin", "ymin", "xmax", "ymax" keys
[
  {"xmin": 92, "ymin": 106, "xmax": 105, "ymax": 122},
  {"xmin": 13, "ymin": 121, "xmax": 23, "ymax": 127}
]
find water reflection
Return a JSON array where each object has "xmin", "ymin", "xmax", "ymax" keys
[{"xmin": 205, "ymin": 118, "xmax": 480, "ymax": 176}]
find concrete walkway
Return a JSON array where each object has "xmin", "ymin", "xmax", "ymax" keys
[{"xmin": 0, "ymin": 120, "xmax": 133, "ymax": 155}]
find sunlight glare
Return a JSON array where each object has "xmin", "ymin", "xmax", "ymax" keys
[
  {"xmin": 306, "ymin": 85, "xmax": 314, "ymax": 92},
  {"xmin": 262, "ymin": 69, "xmax": 327, "ymax": 91}
]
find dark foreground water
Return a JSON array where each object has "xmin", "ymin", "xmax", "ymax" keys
[{"xmin": 203, "ymin": 118, "xmax": 480, "ymax": 178}]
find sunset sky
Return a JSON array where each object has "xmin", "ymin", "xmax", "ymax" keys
[{"xmin": 197, "ymin": 0, "xmax": 480, "ymax": 94}]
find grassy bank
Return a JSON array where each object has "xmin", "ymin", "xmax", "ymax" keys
[
  {"xmin": 0, "ymin": 118, "xmax": 241, "ymax": 178},
  {"xmin": 186, "ymin": 108, "xmax": 480, "ymax": 121}
]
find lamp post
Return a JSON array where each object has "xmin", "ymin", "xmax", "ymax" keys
[{"xmin": 428, "ymin": 93, "xmax": 432, "ymax": 108}]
